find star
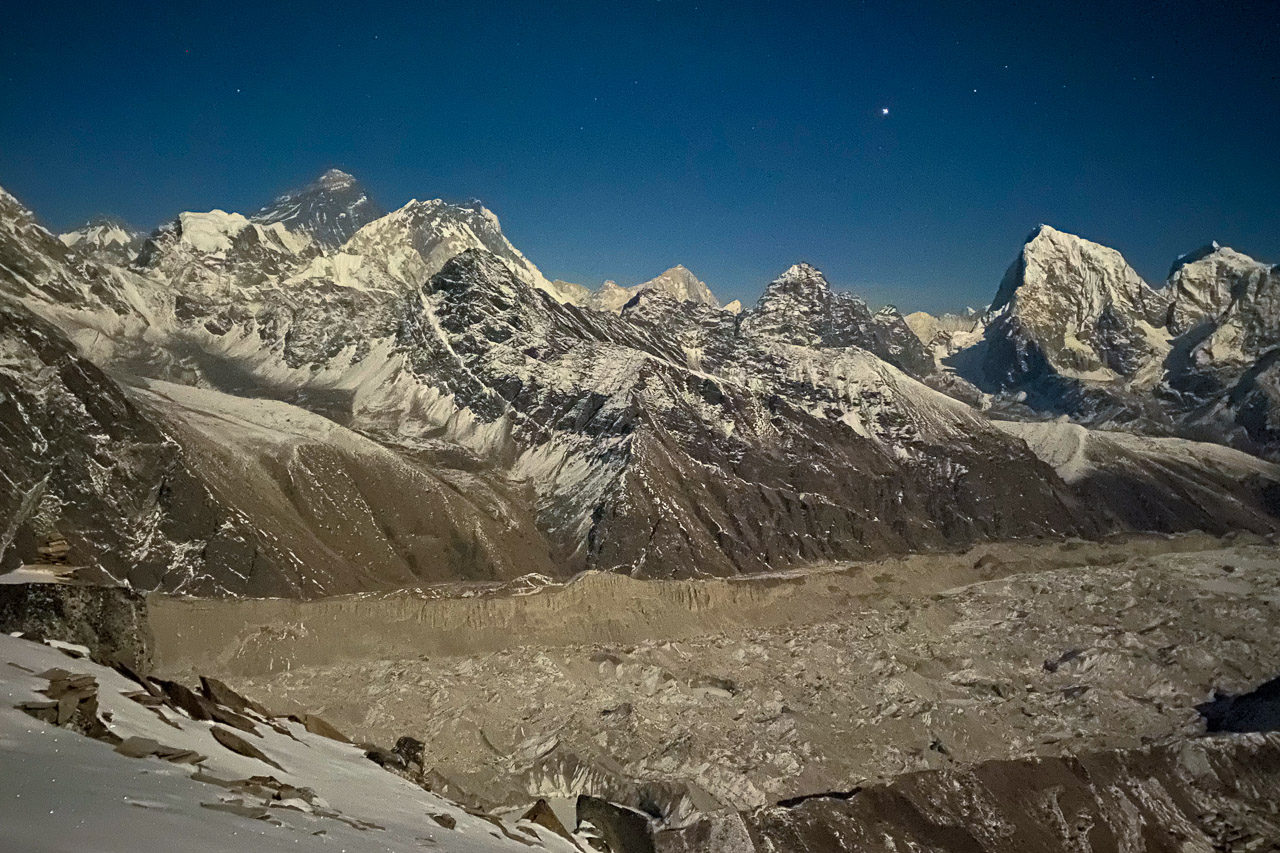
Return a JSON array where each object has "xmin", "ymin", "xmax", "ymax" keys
[{"xmin": 881, "ymin": 107, "xmax": 890, "ymax": 115}]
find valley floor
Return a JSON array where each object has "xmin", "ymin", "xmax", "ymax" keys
[{"xmin": 149, "ymin": 532, "xmax": 1280, "ymax": 819}]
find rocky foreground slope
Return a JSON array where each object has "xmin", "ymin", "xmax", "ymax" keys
[
  {"xmin": 2, "ymin": 175, "xmax": 1279, "ymax": 594},
  {"xmin": 663, "ymin": 733, "xmax": 1280, "ymax": 853},
  {"xmin": 0, "ymin": 631, "xmax": 594, "ymax": 852},
  {"xmin": 9, "ymin": 533, "xmax": 1276, "ymax": 852}
]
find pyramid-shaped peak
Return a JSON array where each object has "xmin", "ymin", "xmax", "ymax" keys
[
  {"xmin": 779, "ymin": 262, "xmax": 825, "ymax": 280},
  {"xmin": 254, "ymin": 168, "xmax": 383, "ymax": 249},
  {"xmin": 1025, "ymin": 223, "xmax": 1081, "ymax": 246},
  {"xmin": 1023, "ymin": 224, "xmax": 1129, "ymax": 258},
  {"xmin": 764, "ymin": 263, "xmax": 832, "ymax": 297},
  {"xmin": 639, "ymin": 264, "xmax": 719, "ymax": 308},
  {"xmin": 315, "ymin": 168, "xmax": 357, "ymax": 188},
  {"xmin": 752, "ymin": 263, "xmax": 837, "ymax": 316}
]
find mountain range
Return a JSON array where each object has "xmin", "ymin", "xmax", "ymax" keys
[
  {"xmin": 922, "ymin": 224, "xmax": 1280, "ymax": 458},
  {"xmin": 1, "ymin": 170, "xmax": 1277, "ymax": 596}
]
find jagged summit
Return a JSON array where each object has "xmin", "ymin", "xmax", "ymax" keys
[
  {"xmin": 343, "ymin": 196, "xmax": 556, "ymax": 297},
  {"xmin": 2, "ymin": 169, "xmax": 1280, "ymax": 598},
  {"xmin": 757, "ymin": 262, "xmax": 835, "ymax": 306},
  {"xmin": 991, "ymin": 224, "xmax": 1160, "ymax": 316},
  {"xmin": 777, "ymin": 261, "xmax": 827, "ymax": 282},
  {"xmin": 1165, "ymin": 241, "xmax": 1279, "ymax": 346},
  {"xmin": 58, "ymin": 216, "xmax": 146, "ymax": 261},
  {"xmin": 253, "ymin": 169, "xmax": 384, "ymax": 249},
  {"xmin": 741, "ymin": 262, "xmax": 933, "ymax": 374},
  {"xmin": 978, "ymin": 224, "xmax": 1170, "ymax": 388}
]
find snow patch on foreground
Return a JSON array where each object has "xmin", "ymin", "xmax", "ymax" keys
[
  {"xmin": 995, "ymin": 418, "xmax": 1280, "ymax": 484},
  {"xmin": 0, "ymin": 633, "xmax": 582, "ymax": 852}
]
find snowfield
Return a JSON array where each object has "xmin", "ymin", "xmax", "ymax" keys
[{"xmin": 0, "ymin": 634, "xmax": 585, "ymax": 852}]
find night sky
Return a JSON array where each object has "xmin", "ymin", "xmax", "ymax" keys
[{"xmin": 1, "ymin": 1, "xmax": 1276, "ymax": 312}]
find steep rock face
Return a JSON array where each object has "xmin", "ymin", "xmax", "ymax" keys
[
  {"xmin": 134, "ymin": 209, "xmax": 318, "ymax": 300},
  {"xmin": 660, "ymin": 734, "xmax": 1280, "ymax": 853},
  {"xmin": 3, "ymin": 177, "xmax": 1278, "ymax": 593},
  {"xmin": 1, "ymin": 186, "xmax": 562, "ymax": 595},
  {"xmin": 251, "ymin": 168, "xmax": 384, "ymax": 249},
  {"xmin": 1165, "ymin": 243, "xmax": 1280, "ymax": 375},
  {"xmin": 0, "ymin": 187, "xmax": 170, "ymax": 368},
  {"xmin": 1160, "ymin": 244, "xmax": 1280, "ymax": 456},
  {"xmin": 741, "ymin": 263, "xmax": 933, "ymax": 376},
  {"xmin": 952, "ymin": 226, "xmax": 1280, "ymax": 457},
  {"xmin": 0, "ymin": 296, "xmax": 267, "ymax": 593},
  {"xmin": 637, "ymin": 265, "xmax": 719, "ymax": 308},
  {"xmin": 980, "ymin": 225, "xmax": 1170, "ymax": 388},
  {"xmin": 0, "ymin": 287, "xmax": 557, "ymax": 596},
  {"xmin": 391, "ymin": 252, "xmax": 1102, "ymax": 577}
]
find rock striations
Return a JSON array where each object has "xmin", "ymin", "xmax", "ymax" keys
[
  {"xmin": 0, "ymin": 175, "xmax": 1277, "ymax": 595},
  {"xmin": 937, "ymin": 224, "xmax": 1280, "ymax": 457}
]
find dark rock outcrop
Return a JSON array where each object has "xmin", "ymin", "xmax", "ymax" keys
[
  {"xmin": 657, "ymin": 734, "xmax": 1280, "ymax": 852},
  {"xmin": 0, "ymin": 583, "xmax": 152, "ymax": 671}
]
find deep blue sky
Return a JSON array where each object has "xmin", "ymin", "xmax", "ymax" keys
[{"xmin": 2, "ymin": 1, "xmax": 1276, "ymax": 312}]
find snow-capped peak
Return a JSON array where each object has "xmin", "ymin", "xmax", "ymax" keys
[
  {"xmin": 760, "ymin": 262, "xmax": 833, "ymax": 303},
  {"xmin": 177, "ymin": 210, "xmax": 252, "ymax": 253},
  {"xmin": 58, "ymin": 218, "xmax": 144, "ymax": 255},
  {"xmin": 1165, "ymin": 241, "xmax": 1278, "ymax": 336},
  {"xmin": 344, "ymin": 196, "xmax": 557, "ymax": 297},
  {"xmin": 582, "ymin": 266, "xmax": 722, "ymax": 312},
  {"xmin": 779, "ymin": 262, "xmax": 825, "ymax": 281},
  {"xmin": 992, "ymin": 224, "xmax": 1156, "ymax": 317},
  {"xmin": 315, "ymin": 168, "xmax": 356, "ymax": 189},
  {"xmin": 1168, "ymin": 241, "xmax": 1225, "ymax": 278},
  {"xmin": 637, "ymin": 264, "xmax": 720, "ymax": 308},
  {"xmin": 253, "ymin": 169, "xmax": 384, "ymax": 249}
]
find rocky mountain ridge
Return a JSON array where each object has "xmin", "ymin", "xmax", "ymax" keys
[
  {"xmin": 927, "ymin": 224, "xmax": 1280, "ymax": 457},
  {"xmin": 1, "ymin": 175, "xmax": 1278, "ymax": 595},
  {"xmin": 58, "ymin": 216, "xmax": 147, "ymax": 263},
  {"xmin": 553, "ymin": 263, "xmax": 727, "ymax": 314}
]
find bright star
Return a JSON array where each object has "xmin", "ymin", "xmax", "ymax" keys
[{"xmin": 881, "ymin": 107, "xmax": 890, "ymax": 115}]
